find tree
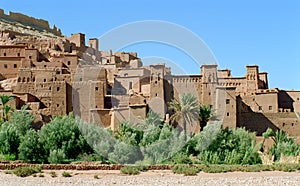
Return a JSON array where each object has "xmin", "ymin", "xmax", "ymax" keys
[
  {"xmin": 0, "ymin": 95, "xmax": 14, "ymax": 124},
  {"xmin": 168, "ymin": 93, "xmax": 199, "ymax": 136},
  {"xmin": 199, "ymin": 105, "xmax": 213, "ymax": 131}
]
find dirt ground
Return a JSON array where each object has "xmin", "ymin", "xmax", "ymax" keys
[{"xmin": 1, "ymin": 169, "xmax": 300, "ymax": 186}]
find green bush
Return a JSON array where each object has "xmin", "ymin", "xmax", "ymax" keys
[
  {"xmin": 48, "ymin": 149, "xmax": 66, "ymax": 164},
  {"xmin": 108, "ymin": 142, "xmax": 142, "ymax": 164},
  {"xmin": 50, "ymin": 171, "xmax": 57, "ymax": 178},
  {"xmin": 13, "ymin": 166, "xmax": 41, "ymax": 177},
  {"xmin": 39, "ymin": 114, "xmax": 93, "ymax": 162},
  {"xmin": 120, "ymin": 166, "xmax": 140, "ymax": 175},
  {"xmin": 263, "ymin": 129, "xmax": 300, "ymax": 162},
  {"xmin": 195, "ymin": 126, "xmax": 261, "ymax": 165},
  {"xmin": 18, "ymin": 129, "xmax": 45, "ymax": 163},
  {"xmin": 62, "ymin": 171, "xmax": 72, "ymax": 177},
  {"xmin": 172, "ymin": 165, "xmax": 199, "ymax": 176}
]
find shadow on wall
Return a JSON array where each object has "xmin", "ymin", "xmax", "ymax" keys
[
  {"xmin": 239, "ymin": 112, "xmax": 280, "ymax": 136},
  {"xmin": 278, "ymin": 91, "xmax": 294, "ymax": 112}
]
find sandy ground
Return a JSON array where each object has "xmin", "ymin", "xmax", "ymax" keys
[{"xmin": 1, "ymin": 170, "xmax": 300, "ymax": 186}]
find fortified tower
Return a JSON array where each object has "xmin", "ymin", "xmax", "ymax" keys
[
  {"xmin": 149, "ymin": 64, "xmax": 165, "ymax": 117},
  {"xmin": 200, "ymin": 64, "xmax": 218, "ymax": 107}
]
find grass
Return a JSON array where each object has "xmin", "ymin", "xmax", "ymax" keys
[
  {"xmin": 13, "ymin": 166, "xmax": 42, "ymax": 177},
  {"xmin": 120, "ymin": 166, "xmax": 141, "ymax": 175},
  {"xmin": 38, "ymin": 174, "xmax": 44, "ymax": 177},
  {"xmin": 171, "ymin": 164, "xmax": 300, "ymax": 175},
  {"xmin": 62, "ymin": 171, "xmax": 72, "ymax": 177},
  {"xmin": 172, "ymin": 165, "xmax": 199, "ymax": 176},
  {"xmin": 50, "ymin": 171, "xmax": 57, "ymax": 178}
]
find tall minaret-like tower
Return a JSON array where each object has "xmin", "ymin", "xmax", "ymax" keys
[{"xmin": 149, "ymin": 64, "xmax": 166, "ymax": 117}]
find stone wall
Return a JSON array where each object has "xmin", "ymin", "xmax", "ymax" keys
[{"xmin": 0, "ymin": 9, "xmax": 62, "ymax": 36}]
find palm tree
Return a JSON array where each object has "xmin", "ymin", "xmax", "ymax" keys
[
  {"xmin": 199, "ymin": 104, "xmax": 213, "ymax": 131},
  {"xmin": 0, "ymin": 95, "xmax": 14, "ymax": 123},
  {"xmin": 168, "ymin": 93, "xmax": 199, "ymax": 137}
]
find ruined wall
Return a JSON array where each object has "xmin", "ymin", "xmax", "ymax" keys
[{"xmin": 0, "ymin": 9, "xmax": 62, "ymax": 36}]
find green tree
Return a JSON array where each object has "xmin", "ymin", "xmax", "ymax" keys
[
  {"xmin": 18, "ymin": 129, "xmax": 45, "ymax": 163},
  {"xmin": 199, "ymin": 105, "xmax": 213, "ymax": 131},
  {"xmin": 168, "ymin": 93, "xmax": 199, "ymax": 136},
  {"xmin": 0, "ymin": 95, "xmax": 14, "ymax": 124}
]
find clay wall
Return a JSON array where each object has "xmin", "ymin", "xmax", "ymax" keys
[
  {"xmin": 25, "ymin": 49, "xmax": 38, "ymax": 62},
  {"xmin": 63, "ymin": 55, "xmax": 78, "ymax": 70},
  {"xmin": 50, "ymin": 81, "xmax": 67, "ymax": 116},
  {"xmin": 216, "ymin": 87, "xmax": 237, "ymax": 129},
  {"xmin": 240, "ymin": 112, "xmax": 300, "ymax": 136},
  {"xmin": 89, "ymin": 109, "xmax": 111, "ymax": 127},
  {"xmin": 279, "ymin": 91, "xmax": 300, "ymax": 113},
  {"xmin": 171, "ymin": 76, "xmax": 201, "ymax": 102},
  {"xmin": 149, "ymin": 65, "xmax": 165, "ymax": 116}
]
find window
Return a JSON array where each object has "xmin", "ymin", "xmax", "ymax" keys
[
  {"xmin": 155, "ymin": 93, "xmax": 158, "ymax": 97},
  {"xmin": 292, "ymin": 123, "xmax": 295, "ymax": 127},
  {"xmin": 4, "ymin": 64, "xmax": 7, "ymax": 68},
  {"xmin": 209, "ymin": 92, "xmax": 211, "ymax": 96},
  {"xmin": 57, "ymin": 104, "xmax": 59, "ymax": 107},
  {"xmin": 57, "ymin": 87, "xmax": 60, "ymax": 91},
  {"xmin": 227, "ymin": 112, "xmax": 230, "ymax": 116},
  {"xmin": 3, "ymin": 53, "xmax": 6, "ymax": 56},
  {"xmin": 129, "ymin": 82, "xmax": 132, "ymax": 89},
  {"xmin": 29, "ymin": 56, "xmax": 32, "ymax": 59},
  {"xmin": 283, "ymin": 123, "xmax": 285, "ymax": 127},
  {"xmin": 14, "ymin": 64, "xmax": 17, "ymax": 68},
  {"xmin": 269, "ymin": 106, "xmax": 272, "ymax": 110},
  {"xmin": 226, "ymin": 99, "xmax": 230, "ymax": 104},
  {"xmin": 95, "ymin": 87, "xmax": 98, "ymax": 91},
  {"xmin": 17, "ymin": 53, "xmax": 20, "ymax": 57},
  {"xmin": 259, "ymin": 106, "xmax": 262, "ymax": 110},
  {"xmin": 67, "ymin": 61, "xmax": 71, "ymax": 65},
  {"xmin": 44, "ymin": 79, "xmax": 46, "ymax": 82}
]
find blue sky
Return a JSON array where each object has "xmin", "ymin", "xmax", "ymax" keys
[{"xmin": 0, "ymin": 0, "xmax": 299, "ymax": 90}]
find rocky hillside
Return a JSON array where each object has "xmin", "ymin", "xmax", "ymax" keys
[{"xmin": 0, "ymin": 9, "xmax": 62, "ymax": 38}]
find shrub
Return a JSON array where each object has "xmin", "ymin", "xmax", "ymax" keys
[
  {"xmin": 141, "ymin": 125, "xmax": 186, "ymax": 164},
  {"xmin": 62, "ymin": 171, "xmax": 72, "ymax": 177},
  {"xmin": 13, "ymin": 166, "xmax": 41, "ymax": 177},
  {"xmin": 196, "ymin": 126, "xmax": 261, "ymax": 165},
  {"xmin": 39, "ymin": 114, "xmax": 92, "ymax": 162},
  {"xmin": 0, "ymin": 122, "xmax": 20, "ymax": 158},
  {"xmin": 48, "ymin": 149, "xmax": 66, "ymax": 164},
  {"xmin": 78, "ymin": 121, "xmax": 115, "ymax": 161},
  {"xmin": 172, "ymin": 165, "xmax": 199, "ymax": 176},
  {"xmin": 108, "ymin": 142, "xmax": 142, "ymax": 164},
  {"xmin": 94, "ymin": 175, "xmax": 99, "ymax": 179},
  {"xmin": 120, "ymin": 166, "xmax": 140, "ymax": 175},
  {"xmin": 18, "ymin": 129, "xmax": 45, "ymax": 163},
  {"xmin": 50, "ymin": 171, "xmax": 57, "ymax": 178},
  {"xmin": 263, "ymin": 129, "xmax": 300, "ymax": 162}
]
